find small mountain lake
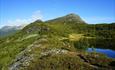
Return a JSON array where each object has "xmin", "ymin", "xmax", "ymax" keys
[{"xmin": 87, "ymin": 48, "xmax": 115, "ymax": 58}]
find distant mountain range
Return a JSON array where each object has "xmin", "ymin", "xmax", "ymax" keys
[{"xmin": 0, "ymin": 25, "xmax": 26, "ymax": 37}]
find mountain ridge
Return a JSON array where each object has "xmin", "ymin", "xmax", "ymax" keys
[{"xmin": 0, "ymin": 13, "xmax": 86, "ymax": 37}]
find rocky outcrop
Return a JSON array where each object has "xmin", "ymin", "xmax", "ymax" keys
[
  {"xmin": 9, "ymin": 38, "xmax": 68, "ymax": 70},
  {"xmin": 25, "ymin": 25, "xmax": 50, "ymax": 34}
]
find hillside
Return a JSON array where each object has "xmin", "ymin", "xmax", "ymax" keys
[{"xmin": 0, "ymin": 13, "xmax": 115, "ymax": 70}]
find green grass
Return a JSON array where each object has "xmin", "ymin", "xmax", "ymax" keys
[
  {"xmin": 0, "ymin": 35, "xmax": 39, "ymax": 70},
  {"xmin": 0, "ymin": 21, "xmax": 115, "ymax": 70},
  {"xmin": 26, "ymin": 54, "xmax": 94, "ymax": 70}
]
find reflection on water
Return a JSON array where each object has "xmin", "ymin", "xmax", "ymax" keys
[
  {"xmin": 87, "ymin": 38, "xmax": 115, "ymax": 50},
  {"xmin": 87, "ymin": 48, "xmax": 115, "ymax": 58}
]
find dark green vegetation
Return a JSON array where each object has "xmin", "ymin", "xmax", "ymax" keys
[{"xmin": 0, "ymin": 13, "xmax": 115, "ymax": 70}]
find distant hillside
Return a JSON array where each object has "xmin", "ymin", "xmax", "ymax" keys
[{"xmin": 0, "ymin": 25, "xmax": 26, "ymax": 37}]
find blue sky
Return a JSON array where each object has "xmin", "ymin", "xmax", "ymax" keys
[{"xmin": 0, "ymin": 0, "xmax": 115, "ymax": 28}]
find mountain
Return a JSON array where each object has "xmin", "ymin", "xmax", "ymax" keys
[
  {"xmin": 46, "ymin": 13, "xmax": 86, "ymax": 24},
  {"xmin": 0, "ymin": 13, "xmax": 86, "ymax": 37},
  {"xmin": 0, "ymin": 13, "xmax": 115, "ymax": 70},
  {"xmin": 0, "ymin": 25, "xmax": 26, "ymax": 37}
]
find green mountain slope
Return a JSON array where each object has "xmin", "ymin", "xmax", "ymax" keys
[
  {"xmin": 46, "ymin": 13, "xmax": 86, "ymax": 24},
  {"xmin": 0, "ymin": 14, "xmax": 115, "ymax": 70}
]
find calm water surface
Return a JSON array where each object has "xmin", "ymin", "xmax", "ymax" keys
[{"xmin": 87, "ymin": 48, "xmax": 115, "ymax": 58}]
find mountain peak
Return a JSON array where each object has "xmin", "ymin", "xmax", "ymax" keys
[
  {"xmin": 46, "ymin": 13, "xmax": 86, "ymax": 24},
  {"xmin": 66, "ymin": 13, "xmax": 78, "ymax": 17},
  {"xmin": 33, "ymin": 19, "xmax": 43, "ymax": 23}
]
